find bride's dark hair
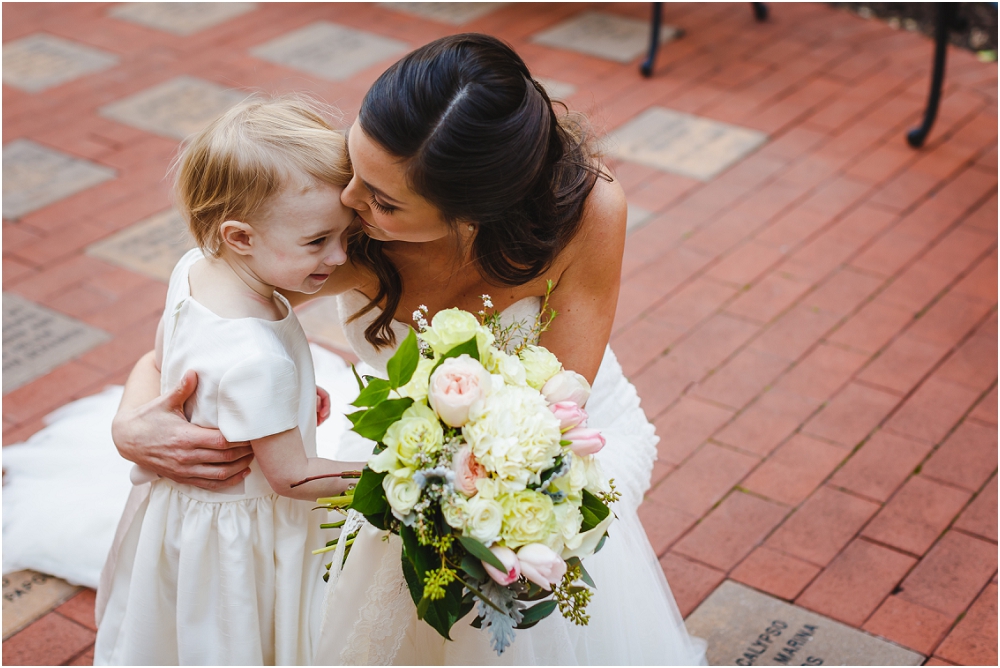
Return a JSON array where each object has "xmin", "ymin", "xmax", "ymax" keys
[{"xmin": 349, "ymin": 33, "xmax": 606, "ymax": 348}]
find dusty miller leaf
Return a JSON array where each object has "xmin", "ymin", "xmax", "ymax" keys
[{"xmin": 476, "ymin": 580, "xmax": 525, "ymax": 656}]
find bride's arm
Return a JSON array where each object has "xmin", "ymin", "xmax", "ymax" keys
[
  {"xmin": 538, "ymin": 176, "xmax": 627, "ymax": 384},
  {"xmin": 112, "ymin": 351, "xmax": 254, "ymax": 489}
]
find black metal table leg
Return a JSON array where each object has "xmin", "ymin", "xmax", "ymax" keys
[
  {"xmin": 907, "ymin": 3, "xmax": 957, "ymax": 148},
  {"xmin": 640, "ymin": 2, "xmax": 663, "ymax": 78},
  {"xmin": 752, "ymin": 3, "xmax": 768, "ymax": 22}
]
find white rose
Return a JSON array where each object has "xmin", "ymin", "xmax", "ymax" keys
[
  {"xmin": 398, "ymin": 357, "xmax": 435, "ymax": 402},
  {"xmin": 484, "ymin": 348, "xmax": 528, "ymax": 386},
  {"xmin": 419, "ymin": 308, "xmax": 494, "ymax": 357},
  {"xmin": 519, "ymin": 345, "xmax": 563, "ymax": 390},
  {"xmin": 541, "ymin": 370, "xmax": 592, "ymax": 407},
  {"xmin": 465, "ymin": 495, "xmax": 504, "ymax": 545},
  {"xmin": 428, "ymin": 355, "xmax": 492, "ymax": 428},
  {"xmin": 383, "ymin": 474, "xmax": 421, "ymax": 519},
  {"xmin": 441, "ymin": 495, "xmax": 469, "ymax": 531}
]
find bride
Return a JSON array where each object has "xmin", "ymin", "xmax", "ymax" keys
[{"xmin": 10, "ymin": 34, "xmax": 706, "ymax": 665}]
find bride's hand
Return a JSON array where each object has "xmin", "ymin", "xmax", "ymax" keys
[
  {"xmin": 316, "ymin": 386, "xmax": 331, "ymax": 426},
  {"xmin": 112, "ymin": 368, "xmax": 254, "ymax": 490}
]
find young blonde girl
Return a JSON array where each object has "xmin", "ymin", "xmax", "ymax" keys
[{"xmin": 94, "ymin": 96, "xmax": 361, "ymax": 665}]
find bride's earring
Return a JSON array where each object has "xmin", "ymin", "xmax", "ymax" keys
[{"xmin": 467, "ymin": 224, "xmax": 475, "ymax": 233}]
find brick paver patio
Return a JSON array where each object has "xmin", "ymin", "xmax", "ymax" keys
[{"xmin": 3, "ymin": 3, "xmax": 996, "ymax": 665}]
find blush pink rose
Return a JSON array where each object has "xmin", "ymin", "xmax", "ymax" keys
[
  {"xmin": 564, "ymin": 427, "xmax": 605, "ymax": 456},
  {"xmin": 428, "ymin": 355, "xmax": 492, "ymax": 427},
  {"xmin": 482, "ymin": 546, "xmax": 520, "ymax": 585},
  {"xmin": 541, "ymin": 370, "xmax": 592, "ymax": 408},
  {"xmin": 549, "ymin": 401, "xmax": 588, "ymax": 431},
  {"xmin": 516, "ymin": 544, "xmax": 566, "ymax": 590},
  {"xmin": 453, "ymin": 445, "xmax": 487, "ymax": 496}
]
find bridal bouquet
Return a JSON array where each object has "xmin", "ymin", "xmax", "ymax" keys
[{"xmin": 323, "ymin": 292, "xmax": 618, "ymax": 655}]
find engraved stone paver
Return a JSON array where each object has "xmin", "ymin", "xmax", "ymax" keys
[
  {"xmin": 531, "ymin": 11, "xmax": 679, "ymax": 63},
  {"xmin": 2, "ymin": 294, "xmax": 111, "ymax": 394},
  {"xmin": 686, "ymin": 581, "xmax": 925, "ymax": 666},
  {"xmin": 251, "ymin": 22, "xmax": 409, "ymax": 82},
  {"xmin": 535, "ymin": 77, "xmax": 577, "ymax": 100},
  {"xmin": 99, "ymin": 76, "xmax": 246, "ymax": 141},
  {"xmin": 86, "ymin": 209, "xmax": 196, "ymax": 282},
  {"xmin": 2, "ymin": 34, "xmax": 118, "ymax": 93},
  {"xmin": 380, "ymin": 2, "xmax": 503, "ymax": 25},
  {"xmin": 2, "ymin": 140, "xmax": 116, "ymax": 220},
  {"xmin": 109, "ymin": 2, "xmax": 257, "ymax": 35},
  {"xmin": 626, "ymin": 203, "xmax": 654, "ymax": 234},
  {"xmin": 2, "ymin": 571, "xmax": 80, "ymax": 641},
  {"xmin": 610, "ymin": 107, "xmax": 768, "ymax": 181}
]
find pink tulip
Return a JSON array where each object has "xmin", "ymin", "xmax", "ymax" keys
[
  {"xmin": 541, "ymin": 370, "xmax": 591, "ymax": 407},
  {"xmin": 549, "ymin": 401, "xmax": 588, "ymax": 431},
  {"xmin": 516, "ymin": 544, "xmax": 566, "ymax": 590},
  {"xmin": 564, "ymin": 427, "xmax": 605, "ymax": 456},
  {"xmin": 482, "ymin": 546, "xmax": 520, "ymax": 585}
]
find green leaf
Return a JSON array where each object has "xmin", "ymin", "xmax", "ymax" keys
[
  {"xmin": 350, "ymin": 397, "xmax": 414, "ymax": 441},
  {"xmin": 460, "ymin": 554, "xmax": 487, "ymax": 581},
  {"xmin": 594, "ymin": 533, "xmax": 608, "ymax": 554},
  {"xmin": 567, "ymin": 557, "xmax": 596, "ymax": 588},
  {"xmin": 351, "ymin": 378, "xmax": 391, "ymax": 407},
  {"xmin": 516, "ymin": 600, "xmax": 558, "ymax": 629},
  {"xmin": 351, "ymin": 364, "xmax": 365, "ymax": 392},
  {"xmin": 346, "ymin": 409, "xmax": 366, "ymax": 426},
  {"xmin": 348, "ymin": 468, "xmax": 388, "ymax": 517},
  {"xmin": 580, "ymin": 489, "xmax": 611, "ymax": 532},
  {"xmin": 457, "ymin": 535, "xmax": 505, "ymax": 571},
  {"xmin": 386, "ymin": 328, "xmax": 420, "ymax": 389},
  {"xmin": 430, "ymin": 336, "xmax": 480, "ymax": 375}
]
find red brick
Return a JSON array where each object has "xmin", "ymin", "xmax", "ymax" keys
[
  {"xmin": 851, "ymin": 228, "xmax": 930, "ymax": 278},
  {"xmin": 1, "ymin": 611, "xmax": 96, "ymax": 666},
  {"xmin": 898, "ymin": 530, "xmax": 998, "ymax": 618},
  {"xmin": 714, "ymin": 388, "xmax": 821, "ymax": 456},
  {"xmin": 56, "ymin": 589, "xmax": 97, "ymax": 631},
  {"xmin": 935, "ymin": 328, "xmax": 999, "ymax": 392},
  {"xmin": 658, "ymin": 552, "xmax": 726, "ymax": 618},
  {"xmin": 880, "ymin": 262, "xmax": 962, "ymax": 314},
  {"xmin": 644, "ymin": 277, "xmax": 738, "ymax": 332},
  {"xmin": 725, "ymin": 272, "xmax": 813, "ymax": 324},
  {"xmin": 706, "ymin": 241, "xmax": 786, "ymax": 287},
  {"xmin": 749, "ymin": 305, "xmax": 841, "ymax": 362},
  {"xmin": 766, "ymin": 485, "xmax": 880, "ymax": 566},
  {"xmin": 935, "ymin": 583, "xmax": 999, "ymax": 667},
  {"xmin": 2, "ymin": 361, "xmax": 108, "ymax": 425},
  {"xmin": 846, "ymin": 142, "xmax": 917, "ymax": 184},
  {"xmin": 908, "ymin": 292, "xmax": 994, "ymax": 351},
  {"xmin": 638, "ymin": 497, "xmax": 698, "ymax": 557},
  {"xmin": 922, "ymin": 420, "xmax": 998, "ymax": 492},
  {"xmin": 796, "ymin": 538, "xmax": 916, "ymax": 626},
  {"xmin": 2, "ymin": 255, "xmax": 38, "ymax": 285},
  {"xmin": 802, "ymin": 268, "xmax": 884, "ymax": 318},
  {"xmin": 611, "ymin": 317, "xmax": 681, "ymax": 377},
  {"xmin": 629, "ymin": 354, "xmax": 704, "ymax": 420},
  {"xmin": 775, "ymin": 343, "xmax": 870, "ymax": 402},
  {"xmin": 649, "ymin": 442, "xmax": 759, "ymax": 517},
  {"xmin": 829, "ymin": 429, "xmax": 933, "ymax": 502},
  {"xmin": 803, "ymin": 382, "xmax": 900, "ymax": 448},
  {"xmin": 673, "ymin": 491, "xmax": 788, "ymax": 571},
  {"xmin": 653, "ymin": 397, "xmax": 735, "ymax": 466},
  {"xmin": 730, "ymin": 545, "xmax": 820, "ymax": 601},
  {"xmin": 862, "ymin": 476, "xmax": 972, "ymax": 556},
  {"xmin": 692, "ymin": 348, "xmax": 788, "ymax": 410},
  {"xmin": 968, "ymin": 386, "xmax": 997, "ymax": 426},
  {"xmin": 742, "ymin": 434, "xmax": 846, "ymax": 506},
  {"xmin": 8, "ymin": 255, "xmax": 116, "ymax": 303},
  {"xmin": 923, "ymin": 657, "xmax": 957, "ymax": 666},
  {"xmin": 884, "ymin": 376, "xmax": 982, "ymax": 444},
  {"xmin": 668, "ymin": 314, "xmax": 761, "ymax": 376},
  {"xmin": 953, "ymin": 474, "xmax": 998, "ymax": 542},
  {"xmin": 67, "ymin": 645, "xmax": 95, "ymax": 666},
  {"xmin": 863, "ymin": 595, "xmax": 954, "ymax": 655},
  {"xmin": 857, "ymin": 334, "xmax": 950, "ymax": 396},
  {"xmin": 952, "ymin": 249, "xmax": 998, "ymax": 304}
]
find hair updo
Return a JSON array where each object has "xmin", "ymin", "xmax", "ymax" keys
[{"xmin": 350, "ymin": 33, "xmax": 606, "ymax": 348}]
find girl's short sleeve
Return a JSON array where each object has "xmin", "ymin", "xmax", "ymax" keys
[{"xmin": 217, "ymin": 353, "xmax": 300, "ymax": 442}]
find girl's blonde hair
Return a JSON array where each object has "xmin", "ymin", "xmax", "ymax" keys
[{"xmin": 174, "ymin": 94, "xmax": 352, "ymax": 255}]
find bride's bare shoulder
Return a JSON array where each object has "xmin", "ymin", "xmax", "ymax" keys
[{"xmin": 568, "ymin": 169, "xmax": 627, "ymax": 256}]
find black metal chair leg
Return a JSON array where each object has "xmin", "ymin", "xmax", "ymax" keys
[
  {"xmin": 907, "ymin": 3, "xmax": 956, "ymax": 148},
  {"xmin": 752, "ymin": 3, "xmax": 768, "ymax": 22},
  {"xmin": 640, "ymin": 2, "xmax": 663, "ymax": 78}
]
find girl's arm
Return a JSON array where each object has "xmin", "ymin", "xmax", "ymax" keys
[
  {"xmin": 538, "ymin": 176, "xmax": 627, "ymax": 383},
  {"xmin": 112, "ymin": 351, "xmax": 255, "ymax": 489},
  {"xmin": 251, "ymin": 427, "xmax": 364, "ymax": 501}
]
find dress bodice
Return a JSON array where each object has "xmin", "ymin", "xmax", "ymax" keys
[{"xmin": 336, "ymin": 290, "xmax": 542, "ymax": 376}]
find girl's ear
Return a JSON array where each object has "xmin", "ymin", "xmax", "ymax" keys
[{"xmin": 220, "ymin": 220, "xmax": 254, "ymax": 255}]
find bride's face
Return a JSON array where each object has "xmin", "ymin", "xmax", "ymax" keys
[{"xmin": 342, "ymin": 121, "xmax": 452, "ymax": 244}]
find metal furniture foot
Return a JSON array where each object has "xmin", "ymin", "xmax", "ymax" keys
[{"xmin": 907, "ymin": 3, "xmax": 957, "ymax": 148}]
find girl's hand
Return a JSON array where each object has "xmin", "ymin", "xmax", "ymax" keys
[
  {"xmin": 112, "ymin": 369, "xmax": 255, "ymax": 490},
  {"xmin": 317, "ymin": 386, "xmax": 331, "ymax": 426}
]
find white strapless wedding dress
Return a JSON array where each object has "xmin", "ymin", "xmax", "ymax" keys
[{"xmin": 2, "ymin": 292, "xmax": 706, "ymax": 665}]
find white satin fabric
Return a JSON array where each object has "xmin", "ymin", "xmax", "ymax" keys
[{"xmin": 314, "ymin": 292, "xmax": 707, "ymax": 665}]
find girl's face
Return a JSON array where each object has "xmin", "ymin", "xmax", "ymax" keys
[
  {"xmin": 247, "ymin": 175, "xmax": 353, "ymax": 294},
  {"xmin": 341, "ymin": 121, "xmax": 452, "ymax": 244}
]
